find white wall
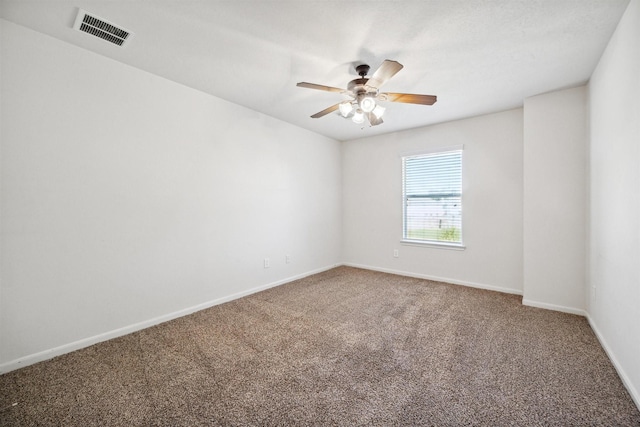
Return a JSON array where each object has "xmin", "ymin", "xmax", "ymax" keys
[
  {"xmin": 588, "ymin": 0, "xmax": 640, "ymax": 407},
  {"xmin": 522, "ymin": 86, "xmax": 587, "ymax": 314},
  {"xmin": 0, "ymin": 20, "xmax": 342, "ymax": 370},
  {"xmin": 342, "ymin": 109, "xmax": 524, "ymax": 294},
  {"xmin": 0, "ymin": 18, "xmax": 4, "ymax": 364}
]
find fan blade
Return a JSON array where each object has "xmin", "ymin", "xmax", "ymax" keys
[
  {"xmin": 297, "ymin": 82, "xmax": 345, "ymax": 93},
  {"xmin": 310, "ymin": 103, "xmax": 340, "ymax": 118},
  {"xmin": 379, "ymin": 92, "xmax": 437, "ymax": 105},
  {"xmin": 366, "ymin": 112, "xmax": 383, "ymax": 126},
  {"xmin": 366, "ymin": 60, "xmax": 403, "ymax": 90}
]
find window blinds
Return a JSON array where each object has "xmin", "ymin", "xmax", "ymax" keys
[{"xmin": 402, "ymin": 149, "xmax": 463, "ymax": 244}]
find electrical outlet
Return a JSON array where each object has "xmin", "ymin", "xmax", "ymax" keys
[
  {"xmin": 264, "ymin": 258, "xmax": 270, "ymax": 268},
  {"xmin": 393, "ymin": 249, "xmax": 399, "ymax": 258},
  {"xmin": 286, "ymin": 255, "xmax": 291, "ymax": 264}
]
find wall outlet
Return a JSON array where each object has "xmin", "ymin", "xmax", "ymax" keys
[
  {"xmin": 264, "ymin": 258, "xmax": 270, "ymax": 268},
  {"xmin": 393, "ymin": 249, "xmax": 399, "ymax": 258},
  {"xmin": 286, "ymin": 255, "xmax": 291, "ymax": 264}
]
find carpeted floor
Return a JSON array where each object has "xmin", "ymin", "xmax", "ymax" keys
[{"xmin": 1, "ymin": 266, "xmax": 639, "ymax": 426}]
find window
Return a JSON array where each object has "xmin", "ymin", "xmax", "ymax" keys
[{"xmin": 402, "ymin": 149, "xmax": 463, "ymax": 247}]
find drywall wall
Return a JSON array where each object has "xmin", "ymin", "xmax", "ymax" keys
[
  {"xmin": 588, "ymin": 0, "xmax": 640, "ymax": 407},
  {"xmin": 0, "ymin": 18, "xmax": 4, "ymax": 362},
  {"xmin": 522, "ymin": 86, "xmax": 587, "ymax": 314},
  {"xmin": 342, "ymin": 109, "xmax": 524, "ymax": 294},
  {"xmin": 0, "ymin": 20, "xmax": 341, "ymax": 370}
]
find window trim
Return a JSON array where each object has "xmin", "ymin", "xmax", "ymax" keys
[
  {"xmin": 400, "ymin": 239, "xmax": 466, "ymax": 250},
  {"xmin": 401, "ymin": 146, "xmax": 465, "ymax": 250}
]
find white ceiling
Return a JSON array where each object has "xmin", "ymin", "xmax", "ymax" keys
[{"xmin": 0, "ymin": 0, "xmax": 630, "ymax": 141}]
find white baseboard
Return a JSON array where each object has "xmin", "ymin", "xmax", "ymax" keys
[
  {"xmin": 521, "ymin": 298, "xmax": 587, "ymax": 316},
  {"xmin": 587, "ymin": 315, "xmax": 640, "ymax": 411},
  {"xmin": 341, "ymin": 262, "xmax": 523, "ymax": 295},
  {"xmin": 0, "ymin": 264, "xmax": 339, "ymax": 375}
]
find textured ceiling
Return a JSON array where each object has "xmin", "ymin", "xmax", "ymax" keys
[{"xmin": 0, "ymin": 0, "xmax": 631, "ymax": 141}]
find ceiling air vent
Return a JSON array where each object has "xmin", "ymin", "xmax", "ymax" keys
[{"xmin": 73, "ymin": 9, "xmax": 133, "ymax": 47}]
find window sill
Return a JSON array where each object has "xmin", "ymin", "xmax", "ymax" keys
[{"xmin": 401, "ymin": 239, "xmax": 466, "ymax": 251}]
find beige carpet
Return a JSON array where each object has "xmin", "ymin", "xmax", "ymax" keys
[{"xmin": 1, "ymin": 266, "xmax": 639, "ymax": 426}]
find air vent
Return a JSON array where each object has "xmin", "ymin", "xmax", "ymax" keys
[{"xmin": 73, "ymin": 9, "xmax": 133, "ymax": 47}]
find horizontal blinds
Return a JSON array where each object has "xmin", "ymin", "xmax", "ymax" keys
[{"xmin": 403, "ymin": 150, "xmax": 462, "ymax": 243}]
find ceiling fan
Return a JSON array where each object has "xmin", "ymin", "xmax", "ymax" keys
[{"xmin": 296, "ymin": 60, "xmax": 437, "ymax": 126}]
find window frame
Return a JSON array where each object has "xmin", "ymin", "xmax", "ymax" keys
[{"xmin": 401, "ymin": 147, "xmax": 465, "ymax": 250}]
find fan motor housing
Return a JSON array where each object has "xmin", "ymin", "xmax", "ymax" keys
[{"xmin": 348, "ymin": 78, "xmax": 378, "ymax": 98}]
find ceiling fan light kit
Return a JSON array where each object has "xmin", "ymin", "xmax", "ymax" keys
[
  {"xmin": 359, "ymin": 96, "xmax": 376, "ymax": 113},
  {"xmin": 352, "ymin": 109, "xmax": 365, "ymax": 124},
  {"xmin": 372, "ymin": 104, "xmax": 385, "ymax": 119},
  {"xmin": 339, "ymin": 101, "xmax": 353, "ymax": 117},
  {"xmin": 297, "ymin": 59, "xmax": 437, "ymax": 127}
]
